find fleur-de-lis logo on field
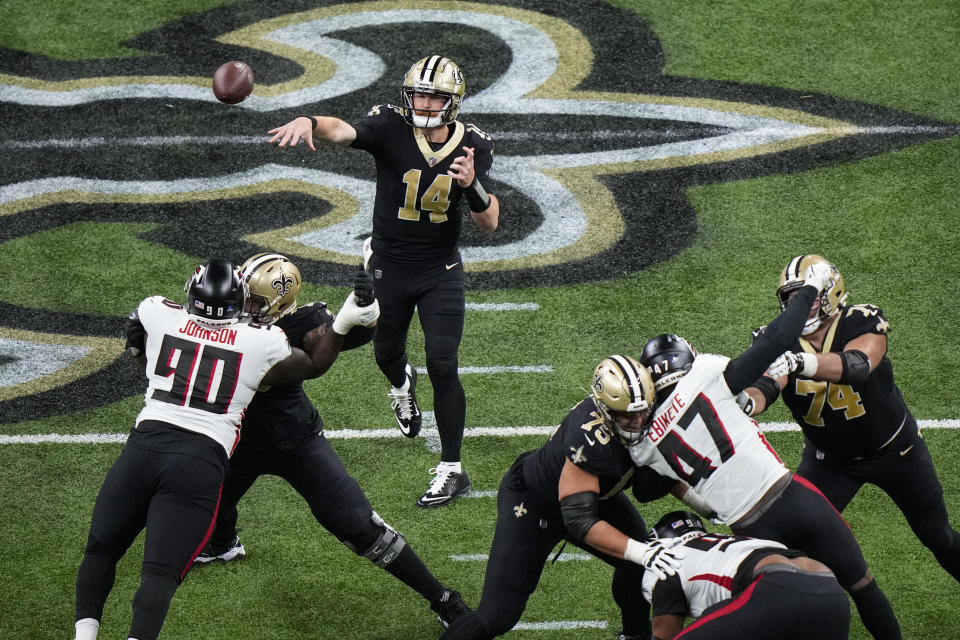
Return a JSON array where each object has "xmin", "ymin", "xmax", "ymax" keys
[
  {"xmin": 513, "ymin": 502, "xmax": 527, "ymax": 518},
  {"xmin": 272, "ymin": 274, "xmax": 294, "ymax": 296}
]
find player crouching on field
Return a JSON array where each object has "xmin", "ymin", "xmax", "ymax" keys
[{"xmin": 641, "ymin": 510, "xmax": 850, "ymax": 639}]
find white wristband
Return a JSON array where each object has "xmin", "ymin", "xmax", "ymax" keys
[
  {"xmin": 798, "ymin": 352, "xmax": 819, "ymax": 377},
  {"xmin": 624, "ymin": 538, "xmax": 647, "ymax": 565}
]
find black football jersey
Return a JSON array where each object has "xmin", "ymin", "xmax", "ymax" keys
[
  {"xmin": 763, "ymin": 304, "xmax": 908, "ymax": 458},
  {"xmin": 526, "ymin": 397, "xmax": 637, "ymax": 515},
  {"xmin": 239, "ymin": 302, "xmax": 333, "ymax": 451},
  {"xmin": 351, "ymin": 104, "xmax": 494, "ymax": 266}
]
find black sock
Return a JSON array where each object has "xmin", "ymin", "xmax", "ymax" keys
[
  {"xmin": 128, "ymin": 566, "xmax": 180, "ymax": 640},
  {"xmin": 850, "ymin": 579, "xmax": 902, "ymax": 640},
  {"xmin": 930, "ymin": 527, "xmax": 960, "ymax": 582},
  {"xmin": 612, "ymin": 564, "xmax": 652, "ymax": 639},
  {"xmin": 75, "ymin": 553, "xmax": 118, "ymax": 621},
  {"xmin": 383, "ymin": 545, "xmax": 445, "ymax": 602},
  {"xmin": 432, "ymin": 376, "xmax": 465, "ymax": 461}
]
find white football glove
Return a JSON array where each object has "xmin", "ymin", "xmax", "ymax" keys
[
  {"xmin": 362, "ymin": 236, "xmax": 374, "ymax": 273},
  {"xmin": 624, "ymin": 538, "xmax": 685, "ymax": 580},
  {"xmin": 803, "ymin": 261, "xmax": 833, "ymax": 293},
  {"xmin": 768, "ymin": 350, "xmax": 818, "ymax": 378},
  {"xmin": 332, "ymin": 292, "xmax": 380, "ymax": 335}
]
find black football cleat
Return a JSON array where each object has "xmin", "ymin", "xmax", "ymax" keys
[
  {"xmin": 193, "ymin": 536, "xmax": 246, "ymax": 565},
  {"xmin": 417, "ymin": 466, "xmax": 471, "ymax": 508},
  {"xmin": 432, "ymin": 589, "xmax": 472, "ymax": 628},
  {"xmin": 389, "ymin": 364, "xmax": 422, "ymax": 438}
]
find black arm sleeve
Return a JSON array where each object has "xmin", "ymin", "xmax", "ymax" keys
[
  {"xmin": 560, "ymin": 491, "xmax": 600, "ymax": 542},
  {"xmin": 651, "ymin": 574, "xmax": 689, "ymax": 616},
  {"xmin": 839, "ymin": 349, "xmax": 871, "ymax": 385},
  {"xmin": 343, "ymin": 324, "xmax": 376, "ymax": 351},
  {"xmin": 724, "ymin": 285, "xmax": 817, "ymax": 395},
  {"xmin": 632, "ymin": 466, "xmax": 677, "ymax": 503}
]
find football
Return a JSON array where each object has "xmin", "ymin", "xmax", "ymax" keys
[{"xmin": 212, "ymin": 61, "xmax": 254, "ymax": 104}]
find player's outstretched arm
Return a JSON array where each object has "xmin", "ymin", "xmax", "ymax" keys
[
  {"xmin": 267, "ymin": 115, "xmax": 357, "ymax": 151},
  {"xmin": 723, "ymin": 264, "xmax": 829, "ymax": 394}
]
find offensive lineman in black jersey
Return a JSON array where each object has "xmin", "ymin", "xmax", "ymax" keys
[
  {"xmin": 440, "ymin": 356, "xmax": 683, "ymax": 640},
  {"xmin": 740, "ymin": 254, "xmax": 960, "ymax": 583},
  {"xmin": 193, "ymin": 254, "xmax": 470, "ymax": 628},
  {"xmin": 268, "ymin": 55, "xmax": 499, "ymax": 508}
]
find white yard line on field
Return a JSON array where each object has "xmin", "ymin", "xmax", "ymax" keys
[
  {"xmin": 451, "ymin": 553, "xmax": 593, "ymax": 563},
  {"xmin": 2, "ymin": 419, "xmax": 957, "ymax": 445},
  {"xmin": 413, "ymin": 365, "xmax": 553, "ymax": 375},
  {"xmin": 513, "ymin": 620, "xmax": 607, "ymax": 631}
]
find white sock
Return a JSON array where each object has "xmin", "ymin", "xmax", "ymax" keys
[
  {"xmin": 438, "ymin": 461, "xmax": 462, "ymax": 474},
  {"xmin": 74, "ymin": 618, "xmax": 99, "ymax": 640}
]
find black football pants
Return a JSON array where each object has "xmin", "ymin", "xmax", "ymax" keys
[
  {"xmin": 370, "ymin": 253, "xmax": 466, "ymax": 462},
  {"xmin": 798, "ymin": 419, "xmax": 960, "ymax": 582},
  {"xmin": 75, "ymin": 439, "xmax": 223, "ymax": 640},
  {"xmin": 211, "ymin": 434, "xmax": 445, "ymax": 602},
  {"xmin": 212, "ymin": 434, "xmax": 378, "ymax": 550},
  {"xmin": 733, "ymin": 475, "xmax": 901, "ymax": 640},
  {"xmin": 442, "ymin": 458, "xmax": 651, "ymax": 639},
  {"xmin": 674, "ymin": 570, "xmax": 850, "ymax": 639}
]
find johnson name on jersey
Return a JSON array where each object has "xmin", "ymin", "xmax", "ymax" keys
[
  {"xmin": 762, "ymin": 303, "xmax": 908, "ymax": 457},
  {"xmin": 642, "ymin": 533, "xmax": 786, "ymax": 618},
  {"xmin": 133, "ymin": 296, "xmax": 291, "ymax": 456},
  {"xmin": 629, "ymin": 354, "xmax": 789, "ymax": 523},
  {"xmin": 351, "ymin": 104, "xmax": 495, "ymax": 265}
]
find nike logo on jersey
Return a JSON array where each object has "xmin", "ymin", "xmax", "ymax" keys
[
  {"xmin": 900, "ymin": 445, "xmax": 914, "ymax": 456},
  {"xmin": 446, "ymin": 262, "xmax": 459, "ymax": 270}
]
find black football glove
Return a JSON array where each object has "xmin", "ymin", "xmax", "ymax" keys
[
  {"xmin": 123, "ymin": 309, "xmax": 146, "ymax": 356},
  {"xmin": 354, "ymin": 265, "xmax": 375, "ymax": 307}
]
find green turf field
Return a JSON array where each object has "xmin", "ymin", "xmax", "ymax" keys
[{"xmin": 1, "ymin": 0, "xmax": 958, "ymax": 638}]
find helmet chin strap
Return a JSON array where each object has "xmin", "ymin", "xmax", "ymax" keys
[
  {"xmin": 801, "ymin": 316, "xmax": 822, "ymax": 335},
  {"xmin": 410, "ymin": 97, "xmax": 452, "ymax": 128}
]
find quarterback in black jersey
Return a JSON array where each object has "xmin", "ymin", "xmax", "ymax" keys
[
  {"xmin": 269, "ymin": 55, "xmax": 499, "ymax": 508},
  {"xmin": 440, "ymin": 356, "xmax": 683, "ymax": 640},
  {"xmin": 742, "ymin": 255, "xmax": 960, "ymax": 584},
  {"xmin": 193, "ymin": 254, "xmax": 471, "ymax": 629}
]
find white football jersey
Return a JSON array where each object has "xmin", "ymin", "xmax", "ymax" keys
[
  {"xmin": 642, "ymin": 532, "xmax": 785, "ymax": 618},
  {"xmin": 629, "ymin": 354, "xmax": 789, "ymax": 523},
  {"xmin": 134, "ymin": 296, "xmax": 291, "ymax": 456}
]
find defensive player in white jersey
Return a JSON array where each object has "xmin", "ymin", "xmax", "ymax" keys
[
  {"xmin": 641, "ymin": 511, "xmax": 849, "ymax": 639},
  {"xmin": 629, "ymin": 263, "xmax": 902, "ymax": 640},
  {"xmin": 71, "ymin": 259, "xmax": 379, "ymax": 640}
]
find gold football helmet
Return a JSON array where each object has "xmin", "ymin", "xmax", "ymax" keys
[
  {"xmin": 400, "ymin": 55, "xmax": 465, "ymax": 128},
  {"xmin": 777, "ymin": 254, "xmax": 847, "ymax": 335},
  {"xmin": 590, "ymin": 355, "xmax": 657, "ymax": 446},
  {"xmin": 239, "ymin": 253, "xmax": 301, "ymax": 324}
]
